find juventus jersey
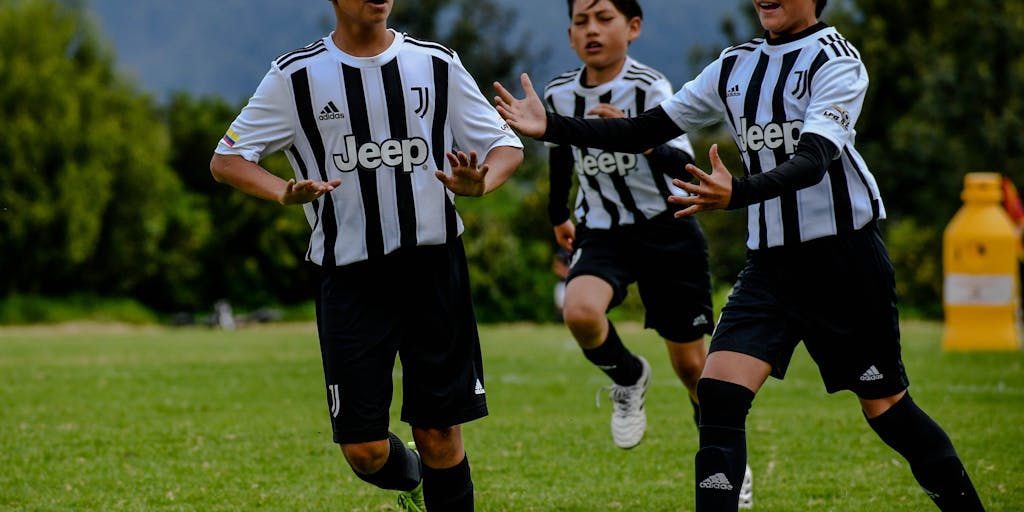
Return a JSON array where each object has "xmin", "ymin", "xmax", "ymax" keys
[
  {"xmin": 661, "ymin": 23, "xmax": 884, "ymax": 249},
  {"xmin": 216, "ymin": 30, "xmax": 522, "ymax": 266},
  {"xmin": 544, "ymin": 57, "xmax": 694, "ymax": 229}
]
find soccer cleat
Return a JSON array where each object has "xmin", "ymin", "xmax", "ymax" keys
[
  {"xmin": 738, "ymin": 464, "xmax": 754, "ymax": 509},
  {"xmin": 396, "ymin": 442, "xmax": 426, "ymax": 512},
  {"xmin": 600, "ymin": 355, "xmax": 651, "ymax": 449}
]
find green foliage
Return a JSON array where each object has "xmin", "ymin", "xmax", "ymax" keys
[
  {"xmin": 459, "ymin": 148, "xmax": 558, "ymax": 322},
  {"xmin": 1, "ymin": 322, "xmax": 1021, "ymax": 510},
  {"xmin": 0, "ymin": 0, "xmax": 210, "ymax": 303},
  {"xmin": 163, "ymin": 93, "xmax": 317, "ymax": 311},
  {"xmin": 0, "ymin": 294, "xmax": 158, "ymax": 324},
  {"xmin": 390, "ymin": 0, "xmax": 531, "ymax": 90},
  {"xmin": 882, "ymin": 217, "xmax": 943, "ymax": 318}
]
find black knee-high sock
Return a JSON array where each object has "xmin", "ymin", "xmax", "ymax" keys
[
  {"xmin": 690, "ymin": 396, "xmax": 701, "ymax": 428},
  {"xmin": 866, "ymin": 394, "xmax": 984, "ymax": 511},
  {"xmin": 694, "ymin": 378, "xmax": 754, "ymax": 512},
  {"xmin": 353, "ymin": 432, "xmax": 421, "ymax": 491},
  {"xmin": 582, "ymin": 321, "xmax": 642, "ymax": 385},
  {"xmin": 422, "ymin": 455, "xmax": 473, "ymax": 511}
]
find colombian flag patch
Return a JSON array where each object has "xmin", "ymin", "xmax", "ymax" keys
[{"xmin": 222, "ymin": 128, "xmax": 240, "ymax": 147}]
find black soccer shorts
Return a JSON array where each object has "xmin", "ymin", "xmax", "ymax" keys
[
  {"xmin": 567, "ymin": 211, "xmax": 714, "ymax": 343},
  {"xmin": 710, "ymin": 222, "xmax": 910, "ymax": 399},
  {"xmin": 314, "ymin": 239, "xmax": 487, "ymax": 444}
]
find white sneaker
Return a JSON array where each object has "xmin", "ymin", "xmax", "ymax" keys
[
  {"xmin": 598, "ymin": 355, "xmax": 651, "ymax": 449},
  {"xmin": 738, "ymin": 464, "xmax": 753, "ymax": 509}
]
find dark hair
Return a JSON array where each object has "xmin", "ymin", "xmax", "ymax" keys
[
  {"xmin": 566, "ymin": 0, "xmax": 643, "ymax": 20},
  {"xmin": 816, "ymin": 0, "xmax": 827, "ymax": 17}
]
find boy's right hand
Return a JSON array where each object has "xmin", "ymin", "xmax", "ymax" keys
[
  {"xmin": 280, "ymin": 178, "xmax": 341, "ymax": 205},
  {"xmin": 494, "ymin": 73, "xmax": 547, "ymax": 138},
  {"xmin": 553, "ymin": 220, "xmax": 576, "ymax": 253}
]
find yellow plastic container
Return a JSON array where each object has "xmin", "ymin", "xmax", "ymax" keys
[{"xmin": 942, "ymin": 172, "xmax": 1021, "ymax": 351}]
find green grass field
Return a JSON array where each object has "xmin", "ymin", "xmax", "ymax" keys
[{"xmin": 1, "ymin": 321, "xmax": 1021, "ymax": 511}]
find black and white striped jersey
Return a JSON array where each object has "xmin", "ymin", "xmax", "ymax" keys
[
  {"xmin": 544, "ymin": 57, "xmax": 694, "ymax": 229},
  {"xmin": 215, "ymin": 30, "xmax": 522, "ymax": 266},
  {"xmin": 661, "ymin": 23, "xmax": 884, "ymax": 249}
]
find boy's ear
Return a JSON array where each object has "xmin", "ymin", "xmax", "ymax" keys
[{"xmin": 627, "ymin": 16, "xmax": 642, "ymax": 43}]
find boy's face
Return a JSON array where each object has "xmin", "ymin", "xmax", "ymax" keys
[
  {"xmin": 752, "ymin": 0, "xmax": 817, "ymax": 38},
  {"xmin": 568, "ymin": 0, "xmax": 640, "ymax": 71},
  {"xmin": 332, "ymin": 0, "xmax": 392, "ymax": 25}
]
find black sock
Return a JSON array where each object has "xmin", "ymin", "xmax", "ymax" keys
[
  {"xmin": 422, "ymin": 455, "xmax": 473, "ymax": 512},
  {"xmin": 694, "ymin": 378, "xmax": 754, "ymax": 512},
  {"xmin": 866, "ymin": 394, "xmax": 985, "ymax": 511},
  {"xmin": 353, "ymin": 432, "xmax": 421, "ymax": 491},
  {"xmin": 690, "ymin": 396, "xmax": 701, "ymax": 428},
  {"xmin": 582, "ymin": 321, "xmax": 642, "ymax": 385}
]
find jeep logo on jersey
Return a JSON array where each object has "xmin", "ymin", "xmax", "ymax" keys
[
  {"xmin": 737, "ymin": 117, "xmax": 803, "ymax": 155},
  {"xmin": 332, "ymin": 135, "xmax": 430, "ymax": 173},
  {"xmin": 574, "ymin": 150, "xmax": 638, "ymax": 177}
]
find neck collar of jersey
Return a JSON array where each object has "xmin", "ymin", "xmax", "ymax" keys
[
  {"xmin": 575, "ymin": 56, "xmax": 634, "ymax": 98},
  {"xmin": 325, "ymin": 29, "xmax": 403, "ymax": 68},
  {"xmin": 764, "ymin": 21, "xmax": 829, "ymax": 46}
]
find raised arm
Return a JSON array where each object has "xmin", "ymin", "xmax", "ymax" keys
[{"xmin": 495, "ymin": 73, "xmax": 685, "ymax": 153}]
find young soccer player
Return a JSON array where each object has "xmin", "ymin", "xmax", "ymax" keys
[
  {"xmin": 494, "ymin": 0, "xmax": 986, "ymax": 510},
  {"xmin": 548, "ymin": 0, "xmax": 709, "ymax": 444},
  {"xmin": 545, "ymin": 1, "xmax": 752, "ymax": 506},
  {"xmin": 210, "ymin": 1, "xmax": 523, "ymax": 510}
]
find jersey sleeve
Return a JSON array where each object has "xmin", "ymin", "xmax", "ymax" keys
[
  {"xmin": 658, "ymin": 58, "xmax": 728, "ymax": 133},
  {"xmin": 649, "ymin": 77, "xmax": 695, "ymax": 157},
  {"xmin": 447, "ymin": 53, "xmax": 523, "ymax": 155},
  {"xmin": 214, "ymin": 65, "xmax": 296, "ymax": 163},
  {"xmin": 800, "ymin": 56, "xmax": 868, "ymax": 155}
]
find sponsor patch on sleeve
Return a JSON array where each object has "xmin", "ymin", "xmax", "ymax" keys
[{"xmin": 823, "ymin": 104, "xmax": 850, "ymax": 131}]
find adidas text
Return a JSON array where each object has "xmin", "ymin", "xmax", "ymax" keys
[
  {"xmin": 699, "ymin": 473, "xmax": 734, "ymax": 491},
  {"xmin": 860, "ymin": 365, "xmax": 884, "ymax": 381}
]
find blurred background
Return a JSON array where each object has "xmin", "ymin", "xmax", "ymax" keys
[{"xmin": 2, "ymin": 0, "xmax": 1023, "ymax": 326}]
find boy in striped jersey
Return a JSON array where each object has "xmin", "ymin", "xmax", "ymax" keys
[
  {"xmin": 211, "ymin": 1, "xmax": 523, "ymax": 510},
  {"xmin": 545, "ymin": 1, "xmax": 752, "ymax": 507},
  {"xmin": 496, "ymin": 0, "xmax": 985, "ymax": 510}
]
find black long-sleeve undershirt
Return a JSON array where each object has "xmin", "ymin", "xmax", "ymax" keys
[
  {"xmin": 548, "ymin": 146, "xmax": 574, "ymax": 225},
  {"xmin": 541, "ymin": 108, "xmax": 839, "ymax": 210},
  {"xmin": 541, "ymin": 106, "xmax": 684, "ymax": 153},
  {"xmin": 727, "ymin": 132, "xmax": 837, "ymax": 209}
]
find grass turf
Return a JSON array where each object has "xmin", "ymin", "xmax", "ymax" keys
[{"xmin": 0, "ymin": 321, "xmax": 1021, "ymax": 511}]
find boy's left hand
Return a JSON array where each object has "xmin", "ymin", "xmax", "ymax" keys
[
  {"xmin": 436, "ymin": 150, "xmax": 489, "ymax": 197},
  {"xmin": 586, "ymin": 104, "xmax": 626, "ymax": 119},
  {"xmin": 668, "ymin": 144, "xmax": 733, "ymax": 216}
]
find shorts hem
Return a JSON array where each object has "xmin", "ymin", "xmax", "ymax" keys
[{"xmin": 403, "ymin": 403, "xmax": 489, "ymax": 430}]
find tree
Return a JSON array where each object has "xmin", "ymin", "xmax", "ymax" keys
[
  {"xmin": 0, "ymin": 0, "xmax": 210, "ymax": 305},
  {"xmin": 389, "ymin": 0, "xmax": 532, "ymax": 91}
]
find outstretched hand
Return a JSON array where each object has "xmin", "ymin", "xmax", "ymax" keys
[
  {"xmin": 280, "ymin": 178, "xmax": 341, "ymax": 205},
  {"xmin": 667, "ymin": 144, "xmax": 733, "ymax": 216},
  {"xmin": 436, "ymin": 150, "xmax": 489, "ymax": 197},
  {"xmin": 493, "ymin": 73, "xmax": 547, "ymax": 138}
]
